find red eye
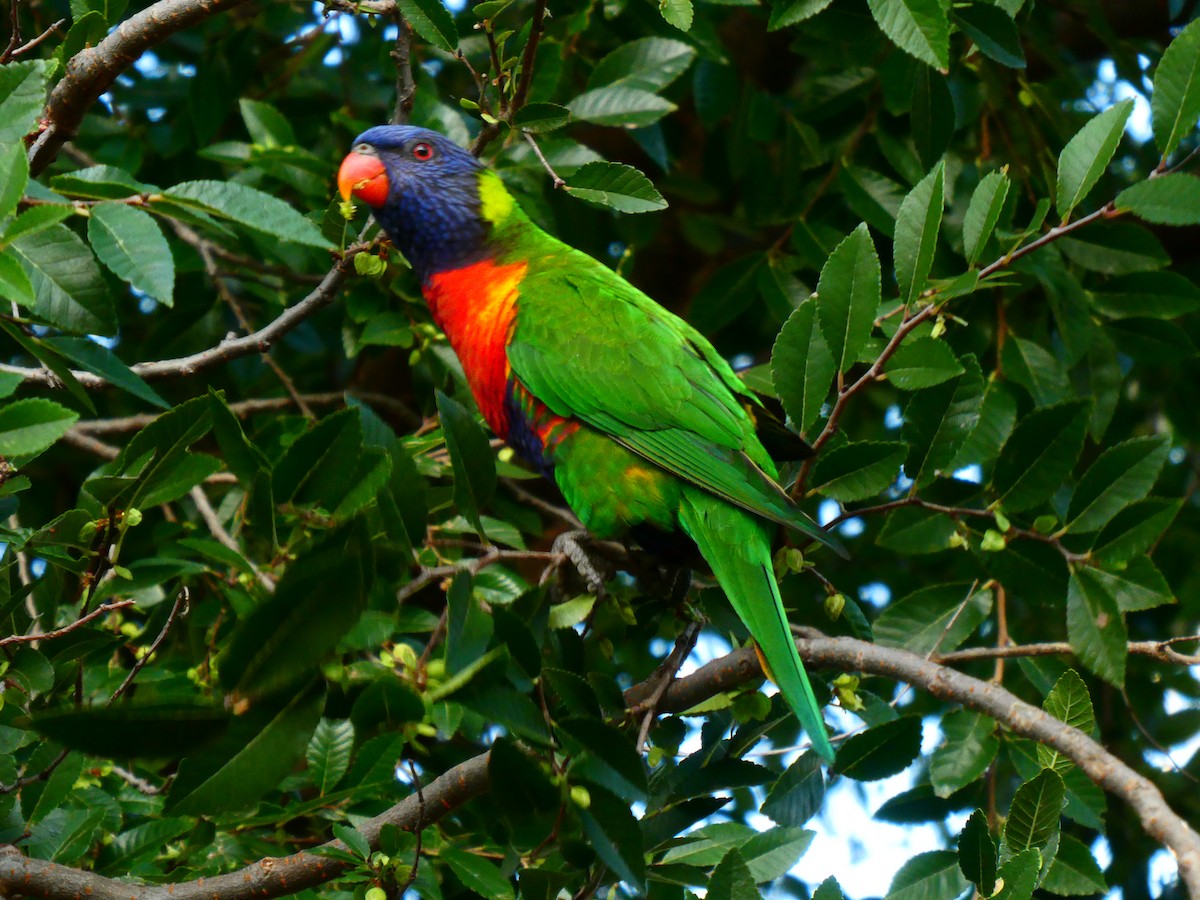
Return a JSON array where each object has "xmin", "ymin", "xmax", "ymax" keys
[{"xmin": 412, "ymin": 142, "xmax": 434, "ymax": 161}]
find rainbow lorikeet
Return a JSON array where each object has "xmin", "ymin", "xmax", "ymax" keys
[{"xmin": 338, "ymin": 126, "xmax": 839, "ymax": 761}]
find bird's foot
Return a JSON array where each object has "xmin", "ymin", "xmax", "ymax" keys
[{"xmin": 547, "ymin": 529, "xmax": 608, "ymax": 594}]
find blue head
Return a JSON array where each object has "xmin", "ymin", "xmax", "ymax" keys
[{"xmin": 338, "ymin": 125, "xmax": 492, "ymax": 280}]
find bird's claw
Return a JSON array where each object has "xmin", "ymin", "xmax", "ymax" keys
[{"xmin": 549, "ymin": 529, "xmax": 607, "ymax": 594}]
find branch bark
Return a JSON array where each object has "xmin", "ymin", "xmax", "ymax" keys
[
  {"xmin": 4, "ymin": 635, "xmax": 1199, "ymax": 899},
  {"xmin": 27, "ymin": 0, "xmax": 253, "ymax": 176}
]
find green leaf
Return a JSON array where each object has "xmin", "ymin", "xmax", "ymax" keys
[
  {"xmin": 3, "ymin": 204, "xmax": 74, "ymax": 244},
  {"xmin": 1038, "ymin": 669, "xmax": 1094, "ymax": 774},
  {"xmin": 1041, "ymin": 833, "xmax": 1106, "ymax": 896},
  {"xmin": 273, "ymin": 408, "xmax": 363, "ymax": 509},
  {"xmin": 1115, "ymin": 173, "xmax": 1200, "ymax": 225},
  {"xmin": 992, "ymin": 400, "xmax": 1090, "ymax": 513},
  {"xmin": 832, "ymin": 716, "xmax": 922, "ymax": 781},
  {"xmin": 31, "ymin": 704, "xmax": 229, "ymax": 757},
  {"xmin": 885, "ymin": 850, "xmax": 969, "ymax": 900},
  {"xmin": 875, "ymin": 583, "xmax": 993, "ymax": 658},
  {"xmin": 1058, "ymin": 221, "xmax": 1170, "ymax": 274},
  {"xmin": 1003, "ymin": 768, "xmax": 1065, "ymax": 858},
  {"xmin": 661, "ymin": 822, "xmax": 755, "ymax": 866},
  {"xmin": 489, "ymin": 737, "xmax": 558, "ymax": 817},
  {"xmin": 1001, "ymin": 336, "xmax": 1068, "ymax": 406},
  {"xmin": 446, "ymin": 572, "xmax": 492, "ymax": 674},
  {"xmin": 0, "ymin": 398, "xmax": 78, "ymax": 458},
  {"xmin": 588, "ymin": 38, "xmax": 696, "ymax": 91},
  {"xmin": 0, "ymin": 248, "xmax": 35, "ymax": 307},
  {"xmin": 903, "ymin": 354, "xmax": 985, "ymax": 486},
  {"xmin": 559, "ymin": 718, "xmax": 647, "ymax": 802},
  {"xmin": 1056, "ymin": 99, "xmax": 1133, "ymax": 220},
  {"xmin": 995, "ymin": 849, "xmax": 1042, "ymax": 900},
  {"xmin": 548, "ymin": 594, "xmax": 597, "ymax": 629},
  {"xmin": 911, "ymin": 68, "xmax": 955, "ymax": 169},
  {"xmin": 659, "ymin": 0, "xmax": 694, "ymax": 31},
  {"xmin": 396, "ymin": 0, "xmax": 459, "ymax": 52},
  {"xmin": 1150, "ymin": 18, "xmax": 1200, "ymax": 158},
  {"xmin": 867, "ymin": 0, "xmax": 950, "ymax": 70},
  {"xmin": 885, "ymin": 337, "xmax": 963, "ymax": 390},
  {"xmin": 306, "ymin": 718, "xmax": 355, "ymax": 795},
  {"xmin": 963, "ymin": 170, "xmax": 1011, "ymax": 265},
  {"xmin": 161, "ymin": 181, "xmax": 331, "ymax": 249},
  {"xmin": 1091, "ymin": 498, "xmax": 1181, "ymax": 564},
  {"xmin": 762, "ymin": 751, "xmax": 824, "ymax": 827},
  {"xmin": 167, "ymin": 684, "xmax": 324, "ymax": 816},
  {"xmin": 953, "ymin": 2, "xmax": 1025, "ymax": 67},
  {"xmin": 815, "ymin": 223, "xmax": 881, "ymax": 373},
  {"xmin": 26, "ymin": 807, "xmax": 106, "ymax": 864},
  {"xmin": 1066, "ymin": 436, "xmax": 1169, "ymax": 533},
  {"xmin": 1090, "ymin": 271, "xmax": 1200, "ymax": 319},
  {"xmin": 0, "ymin": 141, "xmax": 29, "ymax": 222},
  {"xmin": 931, "ymin": 710, "xmax": 999, "ymax": 798},
  {"xmin": 239, "ymin": 98, "xmax": 295, "ymax": 147},
  {"xmin": 813, "ymin": 877, "xmax": 845, "ymax": 900},
  {"xmin": 44, "ymin": 335, "xmax": 169, "ymax": 409},
  {"xmin": 577, "ymin": 784, "xmax": 646, "ymax": 891},
  {"xmin": 707, "ymin": 848, "xmax": 757, "ymax": 900},
  {"xmin": 565, "ymin": 162, "xmax": 667, "ymax": 213},
  {"xmin": 332, "ymin": 823, "xmax": 369, "ymax": 860},
  {"xmin": 436, "ymin": 390, "xmax": 497, "ymax": 537},
  {"xmin": 11, "ymin": 224, "xmax": 115, "ymax": 335},
  {"xmin": 772, "ymin": 300, "xmax": 835, "ymax": 433},
  {"xmin": 567, "ymin": 86, "xmax": 677, "ymax": 127},
  {"xmin": 958, "ymin": 809, "xmax": 998, "ymax": 896},
  {"xmin": 97, "ymin": 818, "xmax": 196, "ymax": 875},
  {"xmin": 1108, "ymin": 317, "xmax": 1196, "ymax": 362},
  {"xmin": 768, "ymin": 0, "xmax": 834, "ymax": 30},
  {"xmin": 221, "ymin": 540, "xmax": 368, "ymax": 700},
  {"xmin": 894, "ymin": 161, "xmax": 945, "ymax": 306},
  {"xmin": 87, "ymin": 202, "xmax": 175, "ymax": 306},
  {"xmin": 1075, "ymin": 556, "xmax": 1173, "ymax": 613},
  {"xmin": 514, "ymin": 102, "xmax": 571, "ymax": 133},
  {"xmin": 1066, "ymin": 566, "xmax": 1128, "ymax": 687},
  {"xmin": 810, "ymin": 440, "xmax": 906, "ymax": 502},
  {"xmin": 876, "ymin": 505, "xmax": 956, "ymax": 554},
  {"xmin": 51, "ymin": 165, "xmax": 149, "ymax": 200},
  {"xmin": 442, "ymin": 847, "xmax": 515, "ymax": 900},
  {"xmin": 0, "ymin": 59, "xmax": 53, "ymax": 144}
]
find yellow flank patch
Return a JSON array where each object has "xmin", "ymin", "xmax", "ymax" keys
[
  {"xmin": 623, "ymin": 464, "xmax": 662, "ymax": 497},
  {"xmin": 479, "ymin": 171, "xmax": 515, "ymax": 224}
]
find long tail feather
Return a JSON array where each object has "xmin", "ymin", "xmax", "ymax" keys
[{"xmin": 678, "ymin": 490, "xmax": 835, "ymax": 763}]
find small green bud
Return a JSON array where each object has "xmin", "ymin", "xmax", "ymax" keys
[
  {"xmin": 339, "ymin": 197, "xmax": 357, "ymax": 220},
  {"xmin": 570, "ymin": 785, "xmax": 591, "ymax": 809},
  {"xmin": 824, "ymin": 592, "xmax": 846, "ymax": 620},
  {"xmin": 459, "ymin": 98, "xmax": 480, "ymax": 110},
  {"xmin": 1032, "ymin": 514, "xmax": 1058, "ymax": 533},
  {"xmin": 646, "ymin": 746, "xmax": 665, "ymax": 768},
  {"xmin": 992, "ymin": 508, "xmax": 1011, "ymax": 533},
  {"xmin": 78, "ymin": 520, "xmax": 98, "ymax": 541},
  {"xmin": 948, "ymin": 531, "xmax": 969, "ymax": 549},
  {"xmin": 980, "ymin": 529, "xmax": 1007, "ymax": 552},
  {"xmin": 365, "ymin": 886, "xmax": 387, "ymax": 900},
  {"xmin": 112, "ymin": 564, "xmax": 132, "ymax": 580},
  {"xmin": 124, "ymin": 507, "xmax": 143, "ymax": 527}
]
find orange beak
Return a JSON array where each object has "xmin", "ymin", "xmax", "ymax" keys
[{"xmin": 337, "ymin": 152, "xmax": 389, "ymax": 206}]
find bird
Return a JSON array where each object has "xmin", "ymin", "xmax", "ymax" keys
[{"xmin": 338, "ymin": 125, "xmax": 840, "ymax": 762}]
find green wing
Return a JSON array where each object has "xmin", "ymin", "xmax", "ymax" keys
[{"xmin": 507, "ymin": 246, "xmax": 837, "ymax": 549}]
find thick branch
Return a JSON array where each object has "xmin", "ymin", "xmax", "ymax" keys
[
  {"xmin": 0, "ymin": 260, "xmax": 353, "ymax": 389},
  {"xmin": 27, "ymin": 0, "xmax": 252, "ymax": 175}
]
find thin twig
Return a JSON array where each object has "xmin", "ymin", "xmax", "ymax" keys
[
  {"xmin": 8, "ymin": 18, "xmax": 66, "ymax": 58},
  {"xmin": 189, "ymin": 487, "xmax": 276, "ymax": 591},
  {"xmin": 510, "ymin": 0, "xmax": 548, "ymax": 113},
  {"xmin": 396, "ymin": 762, "xmax": 424, "ymax": 893},
  {"xmin": 633, "ymin": 622, "xmax": 702, "ymax": 752},
  {"xmin": 390, "ymin": 11, "xmax": 416, "ymax": 124},
  {"xmin": 109, "ymin": 588, "xmax": 190, "ymax": 702},
  {"xmin": 523, "ymin": 131, "xmax": 565, "ymax": 188},
  {"xmin": 0, "ymin": 599, "xmax": 134, "ymax": 649}
]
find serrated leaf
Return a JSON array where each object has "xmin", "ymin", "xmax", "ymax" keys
[
  {"xmin": 953, "ymin": 2, "xmax": 1025, "ymax": 67},
  {"xmin": 876, "ymin": 583, "xmax": 993, "ymax": 659},
  {"xmin": 1151, "ymin": 18, "xmax": 1200, "ymax": 158},
  {"xmin": 904, "ymin": 354, "xmax": 985, "ymax": 486},
  {"xmin": 885, "ymin": 337, "xmax": 963, "ymax": 389},
  {"xmin": 0, "ymin": 141, "xmax": 29, "ymax": 222},
  {"xmin": 1038, "ymin": 670, "xmax": 1094, "ymax": 773},
  {"xmin": 514, "ymin": 102, "xmax": 570, "ymax": 133},
  {"xmin": 964, "ymin": 170, "xmax": 1011, "ymax": 264},
  {"xmin": 1004, "ymin": 768, "xmax": 1065, "ymax": 858},
  {"xmin": 661, "ymin": 822, "xmax": 756, "ymax": 866},
  {"xmin": 1058, "ymin": 221, "xmax": 1170, "ymax": 274},
  {"xmin": 707, "ymin": 848, "xmax": 757, "ymax": 899},
  {"xmin": 1115, "ymin": 173, "xmax": 1200, "ymax": 225},
  {"xmin": 1066, "ymin": 566, "xmax": 1127, "ymax": 687},
  {"xmin": 867, "ymin": 0, "xmax": 950, "ymax": 70},
  {"xmin": 1066, "ymin": 436, "xmax": 1169, "ymax": 533},
  {"xmin": 833, "ymin": 716, "xmax": 922, "ymax": 781},
  {"xmin": 332, "ymin": 823, "xmax": 370, "ymax": 860},
  {"xmin": 772, "ymin": 300, "xmax": 835, "ymax": 433},
  {"xmin": 762, "ymin": 751, "xmax": 824, "ymax": 827},
  {"xmin": 31, "ymin": 704, "xmax": 230, "ymax": 757},
  {"xmin": 446, "ymin": 572, "xmax": 492, "ymax": 674},
  {"xmin": 1001, "ymin": 336, "xmax": 1069, "ymax": 406},
  {"xmin": 273, "ymin": 408, "xmax": 363, "ymax": 508},
  {"xmin": 1075, "ymin": 557, "xmax": 1174, "ymax": 613},
  {"xmin": 1042, "ymin": 833, "xmax": 1106, "ymax": 896},
  {"xmin": 813, "ymin": 877, "xmax": 846, "ymax": 900},
  {"xmin": 768, "ymin": 0, "xmax": 834, "ymax": 30},
  {"xmin": 0, "ymin": 248, "xmax": 35, "ymax": 307},
  {"xmin": 87, "ymin": 202, "xmax": 174, "ymax": 306},
  {"xmin": 895, "ymin": 161, "xmax": 945, "ymax": 305},
  {"xmin": 577, "ymin": 784, "xmax": 646, "ymax": 891},
  {"xmin": 885, "ymin": 850, "xmax": 969, "ymax": 900},
  {"xmin": 0, "ymin": 398, "xmax": 78, "ymax": 458},
  {"xmin": 97, "ymin": 818, "xmax": 195, "ymax": 875},
  {"xmin": 396, "ymin": 0, "xmax": 459, "ymax": 52},
  {"xmin": 1056, "ymin": 99, "xmax": 1133, "ymax": 220},
  {"xmin": 816, "ymin": 223, "xmax": 881, "ymax": 373},
  {"xmin": 565, "ymin": 162, "xmax": 667, "ymax": 213},
  {"xmin": 931, "ymin": 710, "xmax": 999, "ymax": 798},
  {"xmin": 741, "ymin": 828, "xmax": 817, "ymax": 882},
  {"xmin": 959, "ymin": 809, "xmax": 998, "ymax": 896},
  {"xmin": 11, "ymin": 225, "xmax": 115, "ymax": 335},
  {"xmin": 567, "ymin": 86, "xmax": 677, "ymax": 127},
  {"xmin": 162, "ymin": 181, "xmax": 331, "ymax": 249},
  {"xmin": 0, "ymin": 59, "xmax": 53, "ymax": 144},
  {"xmin": 810, "ymin": 441, "xmax": 907, "ymax": 501},
  {"xmin": 877, "ymin": 505, "xmax": 956, "ymax": 554},
  {"xmin": 442, "ymin": 847, "xmax": 515, "ymax": 900},
  {"xmin": 993, "ymin": 400, "xmax": 1090, "ymax": 512},
  {"xmin": 1091, "ymin": 498, "xmax": 1181, "ymax": 564},
  {"xmin": 436, "ymin": 390, "xmax": 497, "ymax": 537},
  {"xmin": 588, "ymin": 38, "xmax": 696, "ymax": 91},
  {"xmin": 306, "ymin": 719, "xmax": 355, "ymax": 795},
  {"xmin": 1089, "ymin": 271, "xmax": 1200, "ymax": 319},
  {"xmin": 548, "ymin": 594, "xmax": 597, "ymax": 629},
  {"xmin": 51, "ymin": 165, "xmax": 149, "ymax": 200},
  {"xmin": 995, "ymin": 849, "xmax": 1042, "ymax": 900},
  {"xmin": 659, "ymin": 0, "xmax": 693, "ymax": 31},
  {"xmin": 44, "ymin": 335, "xmax": 169, "ymax": 409}
]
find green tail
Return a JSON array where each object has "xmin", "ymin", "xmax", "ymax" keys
[{"xmin": 679, "ymin": 489, "xmax": 835, "ymax": 763}]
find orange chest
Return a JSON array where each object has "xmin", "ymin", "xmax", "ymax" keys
[{"xmin": 424, "ymin": 259, "xmax": 527, "ymax": 436}]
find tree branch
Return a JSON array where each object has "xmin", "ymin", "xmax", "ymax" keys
[
  {"xmin": 27, "ymin": 0, "xmax": 253, "ymax": 175},
  {"xmin": 0, "ymin": 600, "xmax": 133, "ymax": 649}
]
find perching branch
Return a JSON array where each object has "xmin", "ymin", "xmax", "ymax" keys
[
  {"xmin": 390, "ymin": 10, "xmax": 415, "ymax": 124},
  {"xmin": 27, "ymin": 0, "xmax": 252, "ymax": 175},
  {"xmin": 0, "ymin": 599, "xmax": 134, "ymax": 649},
  {"xmin": 5, "ymin": 633, "xmax": 1199, "ymax": 899}
]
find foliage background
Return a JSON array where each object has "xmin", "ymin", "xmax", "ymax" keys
[{"xmin": 1, "ymin": 0, "xmax": 1200, "ymax": 898}]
